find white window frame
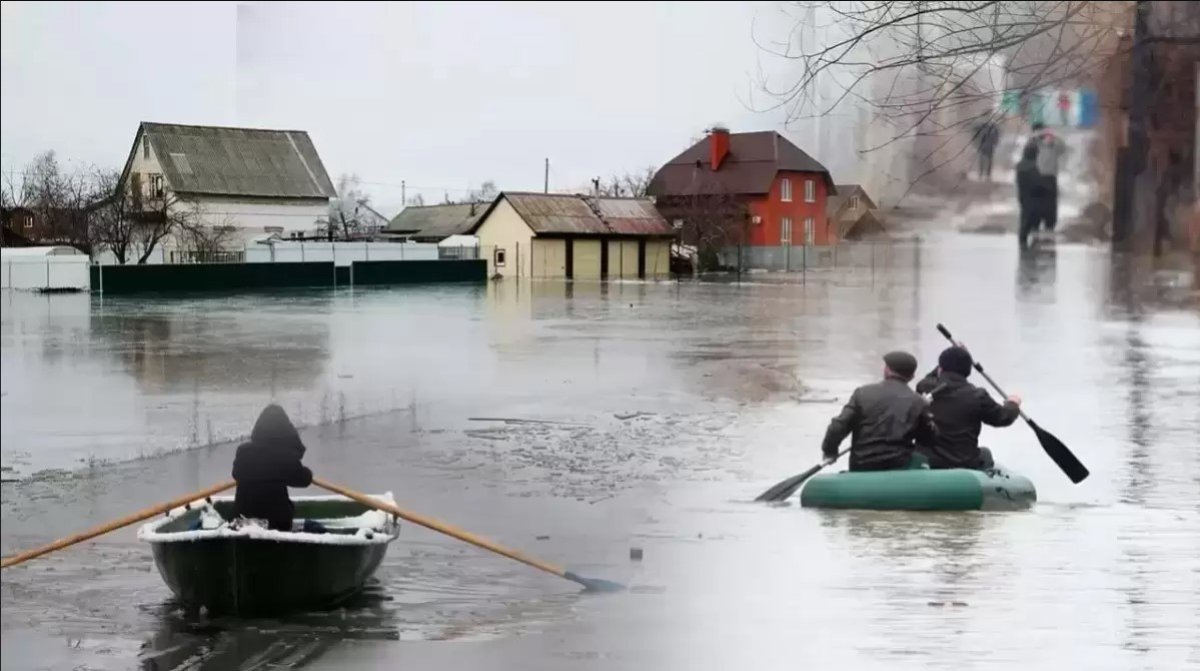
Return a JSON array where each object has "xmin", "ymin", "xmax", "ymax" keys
[
  {"xmin": 804, "ymin": 179, "xmax": 816, "ymax": 203},
  {"xmin": 780, "ymin": 217, "xmax": 792, "ymax": 245},
  {"xmin": 780, "ymin": 178, "xmax": 792, "ymax": 202},
  {"xmin": 850, "ymin": 194, "xmax": 860, "ymax": 210},
  {"xmin": 494, "ymin": 247, "xmax": 507, "ymax": 268},
  {"xmin": 804, "ymin": 217, "xmax": 815, "ymax": 245},
  {"xmin": 143, "ymin": 136, "xmax": 150, "ymax": 159},
  {"xmin": 149, "ymin": 174, "xmax": 164, "ymax": 198}
]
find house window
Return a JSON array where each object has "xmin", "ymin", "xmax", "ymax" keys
[
  {"xmin": 23, "ymin": 217, "xmax": 33, "ymax": 229},
  {"xmin": 149, "ymin": 174, "xmax": 164, "ymax": 198},
  {"xmin": 494, "ymin": 247, "xmax": 507, "ymax": 268},
  {"xmin": 780, "ymin": 217, "xmax": 792, "ymax": 245},
  {"xmin": 850, "ymin": 194, "xmax": 860, "ymax": 211},
  {"xmin": 804, "ymin": 217, "xmax": 815, "ymax": 245},
  {"xmin": 143, "ymin": 136, "xmax": 150, "ymax": 159},
  {"xmin": 781, "ymin": 178, "xmax": 792, "ymax": 202},
  {"xmin": 804, "ymin": 179, "xmax": 816, "ymax": 203}
]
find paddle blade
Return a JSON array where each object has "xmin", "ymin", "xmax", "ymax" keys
[
  {"xmin": 1028, "ymin": 419, "xmax": 1089, "ymax": 484},
  {"xmin": 754, "ymin": 462, "xmax": 825, "ymax": 502},
  {"xmin": 564, "ymin": 571, "xmax": 625, "ymax": 593}
]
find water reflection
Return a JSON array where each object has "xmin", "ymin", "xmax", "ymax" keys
[{"xmin": 1016, "ymin": 245, "xmax": 1057, "ymax": 300}]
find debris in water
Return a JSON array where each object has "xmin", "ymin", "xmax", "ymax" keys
[
  {"xmin": 614, "ymin": 411, "xmax": 654, "ymax": 420},
  {"xmin": 629, "ymin": 547, "xmax": 643, "ymax": 561},
  {"xmin": 536, "ymin": 535, "xmax": 550, "ymax": 541}
]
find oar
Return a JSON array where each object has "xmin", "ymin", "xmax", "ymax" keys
[
  {"xmin": 1, "ymin": 479, "xmax": 236, "ymax": 570},
  {"xmin": 312, "ymin": 478, "xmax": 623, "ymax": 592},
  {"xmin": 755, "ymin": 447, "xmax": 851, "ymax": 502},
  {"xmin": 936, "ymin": 323, "xmax": 1089, "ymax": 483}
]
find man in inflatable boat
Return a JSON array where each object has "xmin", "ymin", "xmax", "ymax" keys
[
  {"xmin": 230, "ymin": 404, "xmax": 323, "ymax": 532},
  {"xmin": 915, "ymin": 346, "xmax": 1022, "ymax": 470},
  {"xmin": 821, "ymin": 351, "xmax": 938, "ymax": 471}
]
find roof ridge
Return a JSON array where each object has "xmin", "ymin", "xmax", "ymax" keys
[{"xmin": 141, "ymin": 121, "xmax": 314, "ymax": 135}]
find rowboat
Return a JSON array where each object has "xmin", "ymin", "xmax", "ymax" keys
[
  {"xmin": 138, "ymin": 493, "xmax": 399, "ymax": 616},
  {"xmin": 799, "ymin": 465, "xmax": 1036, "ymax": 511}
]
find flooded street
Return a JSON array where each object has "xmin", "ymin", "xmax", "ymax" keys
[{"xmin": 3, "ymin": 236, "xmax": 1199, "ymax": 670}]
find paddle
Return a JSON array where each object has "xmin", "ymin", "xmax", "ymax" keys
[
  {"xmin": 1, "ymin": 479, "xmax": 236, "ymax": 570},
  {"xmin": 312, "ymin": 478, "xmax": 623, "ymax": 592},
  {"xmin": 754, "ymin": 447, "xmax": 851, "ymax": 502},
  {"xmin": 936, "ymin": 323, "xmax": 1089, "ymax": 484}
]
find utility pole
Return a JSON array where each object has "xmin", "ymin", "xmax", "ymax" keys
[
  {"xmin": 544, "ymin": 158, "xmax": 549, "ymax": 193},
  {"xmin": 401, "ymin": 180, "xmax": 406, "ymax": 207},
  {"xmin": 1112, "ymin": 0, "xmax": 1151, "ymax": 251}
]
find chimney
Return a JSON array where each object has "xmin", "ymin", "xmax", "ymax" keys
[{"xmin": 709, "ymin": 125, "xmax": 730, "ymax": 171}]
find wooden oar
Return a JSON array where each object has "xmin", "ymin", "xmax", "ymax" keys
[
  {"xmin": 936, "ymin": 323, "xmax": 1089, "ymax": 484},
  {"xmin": 755, "ymin": 447, "xmax": 850, "ymax": 502},
  {"xmin": 312, "ymin": 478, "xmax": 623, "ymax": 592},
  {"xmin": 1, "ymin": 479, "xmax": 236, "ymax": 570}
]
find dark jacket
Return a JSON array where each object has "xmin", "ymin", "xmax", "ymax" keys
[
  {"xmin": 1016, "ymin": 152, "xmax": 1045, "ymax": 212},
  {"xmin": 822, "ymin": 378, "xmax": 937, "ymax": 471},
  {"xmin": 232, "ymin": 405, "xmax": 313, "ymax": 531},
  {"xmin": 915, "ymin": 370, "xmax": 1020, "ymax": 468}
]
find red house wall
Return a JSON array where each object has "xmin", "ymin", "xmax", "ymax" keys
[{"xmin": 745, "ymin": 172, "xmax": 833, "ymax": 247}]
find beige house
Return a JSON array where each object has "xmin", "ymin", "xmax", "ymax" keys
[
  {"xmin": 469, "ymin": 192, "xmax": 674, "ymax": 280},
  {"xmin": 826, "ymin": 183, "xmax": 886, "ymax": 240}
]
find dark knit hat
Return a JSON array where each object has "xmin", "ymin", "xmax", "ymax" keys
[
  {"xmin": 883, "ymin": 351, "xmax": 918, "ymax": 380},
  {"xmin": 938, "ymin": 346, "xmax": 973, "ymax": 377}
]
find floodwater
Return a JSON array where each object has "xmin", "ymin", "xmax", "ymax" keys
[{"xmin": 2, "ymin": 235, "xmax": 1199, "ymax": 670}]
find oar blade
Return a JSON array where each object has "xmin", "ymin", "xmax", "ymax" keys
[
  {"xmin": 755, "ymin": 462, "xmax": 825, "ymax": 502},
  {"xmin": 1028, "ymin": 419, "xmax": 1089, "ymax": 484},
  {"xmin": 564, "ymin": 571, "xmax": 625, "ymax": 593}
]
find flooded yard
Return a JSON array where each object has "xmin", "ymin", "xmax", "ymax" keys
[{"xmin": 3, "ymin": 237, "xmax": 1199, "ymax": 670}]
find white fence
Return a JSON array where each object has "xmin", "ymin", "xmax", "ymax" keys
[
  {"xmin": 1, "ymin": 256, "xmax": 90, "ymax": 291},
  {"xmin": 244, "ymin": 241, "xmax": 440, "ymax": 266}
]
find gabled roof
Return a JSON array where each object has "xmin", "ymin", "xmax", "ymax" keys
[
  {"xmin": 120, "ymin": 122, "xmax": 337, "ymax": 200},
  {"xmin": 827, "ymin": 183, "xmax": 877, "ymax": 219},
  {"xmin": 647, "ymin": 131, "xmax": 834, "ymax": 197},
  {"xmin": 470, "ymin": 192, "xmax": 673, "ymax": 237},
  {"xmin": 388, "ymin": 202, "xmax": 489, "ymax": 239}
]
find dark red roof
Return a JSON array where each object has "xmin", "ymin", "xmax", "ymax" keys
[{"xmin": 647, "ymin": 131, "xmax": 834, "ymax": 197}]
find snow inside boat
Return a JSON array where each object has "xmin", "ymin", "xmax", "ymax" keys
[{"xmin": 138, "ymin": 493, "xmax": 399, "ymax": 616}]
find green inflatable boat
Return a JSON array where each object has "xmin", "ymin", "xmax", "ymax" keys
[{"xmin": 799, "ymin": 464, "xmax": 1037, "ymax": 511}]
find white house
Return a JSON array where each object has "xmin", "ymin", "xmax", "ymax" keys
[{"xmin": 117, "ymin": 122, "xmax": 337, "ymax": 258}]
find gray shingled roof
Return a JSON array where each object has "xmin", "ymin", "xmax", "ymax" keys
[
  {"xmin": 388, "ymin": 202, "xmax": 489, "ymax": 239},
  {"xmin": 128, "ymin": 122, "xmax": 337, "ymax": 199},
  {"xmin": 827, "ymin": 183, "xmax": 877, "ymax": 220},
  {"xmin": 470, "ymin": 192, "xmax": 673, "ymax": 237}
]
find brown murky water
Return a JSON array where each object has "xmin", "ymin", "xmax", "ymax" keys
[{"xmin": 3, "ymin": 236, "xmax": 1199, "ymax": 670}]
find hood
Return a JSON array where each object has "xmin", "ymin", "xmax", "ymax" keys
[{"xmin": 250, "ymin": 404, "xmax": 305, "ymax": 456}]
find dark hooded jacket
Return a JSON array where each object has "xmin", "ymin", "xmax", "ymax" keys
[
  {"xmin": 232, "ymin": 405, "xmax": 312, "ymax": 531},
  {"xmin": 915, "ymin": 370, "xmax": 1020, "ymax": 468},
  {"xmin": 821, "ymin": 377, "xmax": 937, "ymax": 471}
]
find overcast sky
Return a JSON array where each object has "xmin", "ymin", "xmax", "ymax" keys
[{"xmin": 2, "ymin": 1, "xmax": 815, "ymax": 213}]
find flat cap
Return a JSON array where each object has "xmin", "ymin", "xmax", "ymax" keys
[{"xmin": 883, "ymin": 351, "xmax": 918, "ymax": 380}]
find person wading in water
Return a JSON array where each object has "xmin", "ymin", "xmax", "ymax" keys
[
  {"xmin": 232, "ymin": 404, "xmax": 317, "ymax": 532},
  {"xmin": 821, "ymin": 351, "xmax": 937, "ymax": 471},
  {"xmin": 915, "ymin": 346, "xmax": 1022, "ymax": 470}
]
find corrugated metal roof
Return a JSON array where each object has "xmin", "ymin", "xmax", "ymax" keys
[
  {"xmin": 388, "ymin": 202, "xmax": 489, "ymax": 240},
  {"xmin": 133, "ymin": 123, "xmax": 337, "ymax": 199},
  {"xmin": 647, "ymin": 131, "xmax": 834, "ymax": 197},
  {"xmin": 592, "ymin": 197, "xmax": 674, "ymax": 235},
  {"xmin": 471, "ymin": 193, "xmax": 673, "ymax": 238}
]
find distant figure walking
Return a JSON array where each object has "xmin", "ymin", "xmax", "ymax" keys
[
  {"xmin": 1015, "ymin": 144, "xmax": 1048, "ymax": 249},
  {"xmin": 1024, "ymin": 123, "xmax": 1065, "ymax": 236},
  {"xmin": 973, "ymin": 118, "xmax": 1001, "ymax": 181}
]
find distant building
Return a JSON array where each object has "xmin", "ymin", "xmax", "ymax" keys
[
  {"xmin": 647, "ymin": 127, "xmax": 837, "ymax": 270},
  {"xmin": 386, "ymin": 202, "xmax": 489, "ymax": 242},
  {"xmin": 468, "ymin": 192, "xmax": 674, "ymax": 279},
  {"xmin": 116, "ymin": 122, "xmax": 337, "ymax": 252},
  {"xmin": 826, "ymin": 184, "xmax": 885, "ymax": 240}
]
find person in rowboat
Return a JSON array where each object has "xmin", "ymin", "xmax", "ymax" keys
[
  {"xmin": 821, "ymin": 351, "xmax": 937, "ymax": 471},
  {"xmin": 915, "ymin": 346, "xmax": 1021, "ymax": 470},
  {"xmin": 232, "ymin": 404, "xmax": 318, "ymax": 532}
]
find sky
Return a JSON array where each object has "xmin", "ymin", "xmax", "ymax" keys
[{"xmin": 2, "ymin": 1, "xmax": 819, "ymax": 214}]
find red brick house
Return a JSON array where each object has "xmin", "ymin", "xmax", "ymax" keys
[{"xmin": 647, "ymin": 128, "xmax": 837, "ymax": 261}]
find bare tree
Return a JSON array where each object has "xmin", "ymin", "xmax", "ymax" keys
[
  {"xmin": 176, "ymin": 204, "xmax": 239, "ymax": 263},
  {"xmin": 2, "ymin": 151, "xmax": 95, "ymax": 252},
  {"xmin": 754, "ymin": 1, "xmax": 1143, "ymax": 190},
  {"xmin": 90, "ymin": 168, "xmax": 189, "ymax": 264},
  {"xmin": 600, "ymin": 167, "xmax": 658, "ymax": 198},
  {"xmin": 408, "ymin": 193, "xmax": 426, "ymax": 207},
  {"xmin": 653, "ymin": 180, "xmax": 747, "ymax": 271},
  {"xmin": 328, "ymin": 173, "xmax": 372, "ymax": 240},
  {"xmin": 466, "ymin": 180, "xmax": 498, "ymax": 203}
]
